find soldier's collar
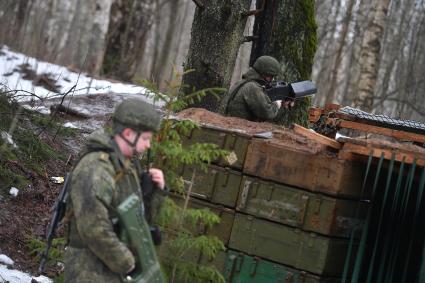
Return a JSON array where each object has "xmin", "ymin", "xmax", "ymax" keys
[{"xmin": 110, "ymin": 139, "xmax": 131, "ymax": 169}]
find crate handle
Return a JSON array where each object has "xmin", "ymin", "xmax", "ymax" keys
[
  {"xmin": 249, "ymin": 257, "xmax": 259, "ymax": 276},
  {"xmin": 226, "ymin": 254, "xmax": 237, "ymax": 282},
  {"xmin": 238, "ymin": 179, "xmax": 252, "ymax": 210}
]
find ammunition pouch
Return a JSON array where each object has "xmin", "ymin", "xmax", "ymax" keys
[{"xmin": 118, "ymin": 193, "xmax": 165, "ymax": 283}]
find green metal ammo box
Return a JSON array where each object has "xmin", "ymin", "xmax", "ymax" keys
[
  {"xmin": 182, "ymin": 164, "xmax": 242, "ymax": 207},
  {"xmin": 229, "ymin": 213, "xmax": 352, "ymax": 276},
  {"xmin": 223, "ymin": 250, "xmax": 341, "ymax": 283},
  {"xmin": 236, "ymin": 176, "xmax": 365, "ymax": 237},
  {"xmin": 169, "ymin": 194, "xmax": 236, "ymax": 245},
  {"xmin": 182, "ymin": 126, "xmax": 251, "ymax": 170}
]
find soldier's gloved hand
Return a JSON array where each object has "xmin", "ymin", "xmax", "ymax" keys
[
  {"xmin": 275, "ymin": 100, "xmax": 282, "ymax": 108},
  {"xmin": 149, "ymin": 168, "xmax": 165, "ymax": 190}
]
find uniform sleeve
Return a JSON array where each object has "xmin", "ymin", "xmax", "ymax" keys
[
  {"xmin": 242, "ymin": 83, "xmax": 279, "ymax": 120},
  {"xmin": 70, "ymin": 158, "xmax": 135, "ymax": 274}
]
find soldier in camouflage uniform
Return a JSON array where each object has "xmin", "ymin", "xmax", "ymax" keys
[
  {"xmin": 64, "ymin": 99, "xmax": 165, "ymax": 282},
  {"xmin": 219, "ymin": 55, "xmax": 293, "ymax": 122}
]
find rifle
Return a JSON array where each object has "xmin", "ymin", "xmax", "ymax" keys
[
  {"xmin": 38, "ymin": 172, "xmax": 72, "ymax": 273},
  {"xmin": 265, "ymin": 80, "xmax": 317, "ymax": 102}
]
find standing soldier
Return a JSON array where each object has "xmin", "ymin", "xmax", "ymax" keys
[
  {"xmin": 219, "ymin": 55, "xmax": 293, "ymax": 122},
  {"xmin": 64, "ymin": 98, "xmax": 166, "ymax": 282}
]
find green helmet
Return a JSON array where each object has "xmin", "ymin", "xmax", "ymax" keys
[
  {"xmin": 253, "ymin": 56, "xmax": 281, "ymax": 77},
  {"xmin": 112, "ymin": 98, "xmax": 161, "ymax": 134}
]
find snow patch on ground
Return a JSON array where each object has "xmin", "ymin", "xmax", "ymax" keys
[
  {"xmin": 0, "ymin": 264, "xmax": 52, "ymax": 283},
  {"xmin": 63, "ymin": 122, "xmax": 79, "ymax": 129},
  {"xmin": 0, "ymin": 254, "xmax": 51, "ymax": 283},
  {"xmin": 0, "ymin": 45, "xmax": 153, "ymax": 102},
  {"xmin": 1, "ymin": 131, "xmax": 18, "ymax": 148},
  {"xmin": 0, "ymin": 254, "xmax": 14, "ymax": 266},
  {"xmin": 9, "ymin": 187, "xmax": 19, "ymax": 197}
]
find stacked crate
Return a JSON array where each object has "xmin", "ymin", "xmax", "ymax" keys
[{"xmin": 173, "ymin": 112, "xmax": 367, "ymax": 282}]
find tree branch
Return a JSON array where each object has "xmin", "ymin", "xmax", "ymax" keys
[
  {"xmin": 244, "ymin": 35, "xmax": 259, "ymax": 42},
  {"xmin": 192, "ymin": 0, "xmax": 204, "ymax": 8}
]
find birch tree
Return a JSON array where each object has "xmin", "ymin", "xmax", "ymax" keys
[
  {"xmin": 0, "ymin": 0, "xmax": 113, "ymax": 74},
  {"xmin": 352, "ymin": 0, "xmax": 391, "ymax": 112}
]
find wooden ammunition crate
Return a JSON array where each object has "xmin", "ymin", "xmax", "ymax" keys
[
  {"xmin": 243, "ymin": 138, "xmax": 367, "ymax": 199},
  {"xmin": 182, "ymin": 164, "xmax": 242, "ymax": 207},
  {"xmin": 229, "ymin": 213, "xmax": 353, "ymax": 276},
  {"xmin": 182, "ymin": 126, "xmax": 251, "ymax": 170},
  {"xmin": 236, "ymin": 176, "xmax": 366, "ymax": 237},
  {"xmin": 170, "ymin": 194, "xmax": 235, "ymax": 245}
]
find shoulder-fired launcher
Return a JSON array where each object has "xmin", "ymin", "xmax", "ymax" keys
[{"xmin": 265, "ymin": 80, "xmax": 317, "ymax": 102}]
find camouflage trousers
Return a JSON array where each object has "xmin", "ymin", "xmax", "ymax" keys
[{"xmin": 64, "ymin": 247, "xmax": 122, "ymax": 283}]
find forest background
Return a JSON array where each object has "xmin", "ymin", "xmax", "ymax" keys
[{"xmin": 0, "ymin": 0, "xmax": 424, "ymax": 122}]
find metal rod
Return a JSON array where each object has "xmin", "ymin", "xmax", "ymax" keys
[
  {"xmin": 352, "ymin": 152, "xmax": 385, "ymax": 282},
  {"xmin": 378, "ymin": 157, "xmax": 406, "ymax": 282},
  {"xmin": 366, "ymin": 153, "xmax": 395, "ymax": 283},
  {"xmin": 402, "ymin": 164, "xmax": 424, "ymax": 281},
  {"xmin": 342, "ymin": 150, "xmax": 374, "ymax": 283},
  {"xmin": 417, "ymin": 168, "xmax": 425, "ymax": 282}
]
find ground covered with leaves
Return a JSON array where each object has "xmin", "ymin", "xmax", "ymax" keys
[{"xmin": 0, "ymin": 93, "xmax": 80, "ymax": 279}]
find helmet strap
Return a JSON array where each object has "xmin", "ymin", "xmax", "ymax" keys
[{"xmin": 119, "ymin": 131, "xmax": 141, "ymax": 154}]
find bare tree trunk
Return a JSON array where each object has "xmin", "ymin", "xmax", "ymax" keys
[
  {"xmin": 151, "ymin": 1, "xmax": 180, "ymax": 85},
  {"xmin": 102, "ymin": 0, "xmax": 154, "ymax": 81},
  {"xmin": 230, "ymin": 0, "xmax": 256, "ymax": 87},
  {"xmin": 251, "ymin": 0, "xmax": 317, "ymax": 127},
  {"xmin": 166, "ymin": 0, "xmax": 193, "ymax": 84},
  {"xmin": 352, "ymin": 0, "xmax": 391, "ymax": 112},
  {"xmin": 325, "ymin": 0, "xmax": 356, "ymax": 104},
  {"xmin": 0, "ymin": 0, "xmax": 112, "ymax": 74},
  {"xmin": 341, "ymin": 0, "xmax": 371, "ymax": 106},
  {"xmin": 181, "ymin": 0, "xmax": 252, "ymax": 111},
  {"xmin": 312, "ymin": 0, "xmax": 341, "ymax": 106},
  {"xmin": 149, "ymin": 0, "xmax": 164, "ymax": 81},
  {"xmin": 374, "ymin": 0, "xmax": 411, "ymax": 114}
]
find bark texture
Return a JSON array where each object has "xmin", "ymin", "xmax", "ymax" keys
[
  {"xmin": 181, "ymin": 0, "xmax": 252, "ymax": 111},
  {"xmin": 352, "ymin": 0, "xmax": 391, "ymax": 112},
  {"xmin": 0, "ymin": 0, "xmax": 112, "ymax": 74},
  {"xmin": 102, "ymin": 0, "xmax": 154, "ymax": 81},
  {"xmin": 251, "ymin": 0, "xmax": 317, "ymax": 127}
]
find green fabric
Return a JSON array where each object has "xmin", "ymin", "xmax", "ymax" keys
[
  {"xmin": 64, "ymin": 129, "xmax": 162, "ymax": 282},
  {"xmin": 223, "ymin": 68, "xmax": 279, "ymax": 121},
  {"xmin": 113, "ymin": 98, "xmax": 161, "ymax": 134},
  {"xmin": 252, "ymin": 55, "xmax": 281, "ymax": 77},
  {"xmin": 217, "ymin": 78, "xmax": 252, "ymax": 115}
]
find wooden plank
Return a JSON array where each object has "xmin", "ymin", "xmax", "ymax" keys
[
  {"xmin": 339, "ymin": 143, "xmax": 425, "ymax": 166},
  {"xmin": 292, "ymin": 123, "xmax": 342, "ymax": 149},
  {"xmin": 308, "ymin": 107, "xmax": 323, "ymax": 123},
  {"xmin": 337, "ymin": 120, "xmax": 425, "ymax": 143},
  {"xmin": 243, "ymin": 139, "xmax": 367, "ymax": 199}
]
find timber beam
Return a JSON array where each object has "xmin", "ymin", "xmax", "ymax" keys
[
  {"xmin": 339, "ymin": 142, "xmax": 425, "ymax": 166},
  {"xmin": 329, "ymin": 118, "xmax": 425, "ymax": 144}
]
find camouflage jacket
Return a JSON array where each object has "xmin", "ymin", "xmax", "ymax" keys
[
  {"xmin": 64, "ymin": 129, "xmax": 162, "ymax": 283},
  {"xmin": 223, "ymin": 68, "xmax": 279, "ymax": 122}
]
